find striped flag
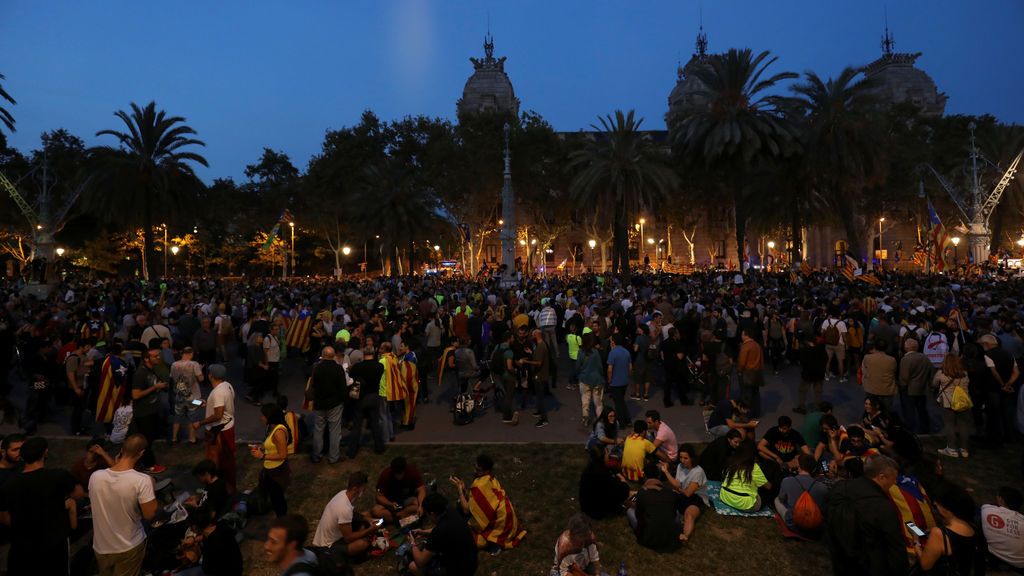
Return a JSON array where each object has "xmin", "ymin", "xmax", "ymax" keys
[
  {"xmin": 467, "ymin": 474, "xmax": 527, "ymax": 550},
  {"xmin": 888, "ymin": 477, "xmax": 937, "ymax": 553},
  {"xmin": 857, "ymin": 273, "xmax": 882, "ymax": 286},
  {"xmin": 927, "ymin": 200, "xmax": 950, "ymax": 272},
  {"xmin": 95, "ymin": 354, "xmax": 129, "ymax": 423},
  {"xmin": 284, "ymin": 308, "xmax": 313, "ymax": 352},
  {"xmin": 840, "ymin": 255, "xmax": 858, "ymax": 281},
  {"xmin": 800, "ymin": 260, "xmax": 811, "ymax": 277}
]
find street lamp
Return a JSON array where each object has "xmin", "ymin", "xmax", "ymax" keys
[
  {"xmin": 171, "ymin": 245, "xmax": 179, "ymax": 256},
  {"xmin": 951, "ymin": 236, "xmax": 960, "ymax": 266},
  {"xmin": 289, "ymin": 221, "xmax": 295, "ymax": 279},
  {"xmin": 639, "ymin": 218, "xmax": 646, "ymax": 261},
  {"xmin": 162, "ymin": 223, "xmax": 168, "ymax": 278},
  {"xmin": 767, "ymin": 241, "xmax": 776, "ymax": 270},
  {"xmin": 55, "ymin": 247, "xmax": 65, "ymax": 257},
  {"xmin": 588, "ymin": 239, "xmax": 596, "ymax": 270}
]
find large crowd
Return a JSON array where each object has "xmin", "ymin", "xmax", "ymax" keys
[{"xmin": 0, "ymin": 266, "xmax": 1022, "ymax": 575}]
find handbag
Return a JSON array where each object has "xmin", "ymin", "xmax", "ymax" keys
[{"xmin": 949, "ymin": 385, "xmax": 973, "ymax": 412}]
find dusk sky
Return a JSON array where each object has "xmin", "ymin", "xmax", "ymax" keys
[{"xmin": 2, "ymin": 1, "xmax": 1021, "ymax": 182}]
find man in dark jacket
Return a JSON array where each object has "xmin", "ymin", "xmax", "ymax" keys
[
  {"xmin": 310, "ymin": 346, "xmax": 346, "ymax": 464},
  {"xmin": 827, "ymin": 454, "xmax": 908, "ymax": 576},
  {"xmin": 796, "ymin": 335, "xmax": 827, "ymax": 414},
  {"xmin": 346, "ymin": 348, "xmax": 386, "ymax": 458}
]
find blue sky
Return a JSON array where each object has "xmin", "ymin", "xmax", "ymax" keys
[{"xmin": 2, "ymin": 1, "xmax": 1021, "ymax": 182}]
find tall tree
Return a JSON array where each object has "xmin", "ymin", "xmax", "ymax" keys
[
  {"xmin": 0, "ymin": 73, "xmax": 14, "ymax": 133},
  {"xmin": 569, "ymin": 110, "xmax": 677, "ymax": 275},
  {"xmin": 791, "ymin": 67, "xmax": 884, "ymax": 262},
  {"xmin": 670, "ymin": 48, "xmax": 799, "ymax": 268},
  {"xmin": 90, "ymin": 101, "xmax": 207, "ymax": 280}
]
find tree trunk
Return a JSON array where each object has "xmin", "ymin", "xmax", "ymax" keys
[
  {"xmin": 734, "ymin": 202, "xmax": 747, "ymax": 273},
  {"xmin": 142, "ymin": 193, "xmax": 154, "ymax": 281},
  {"xmin": 790, "ymin": 195, "xmax": 803, "ymax": 266}
]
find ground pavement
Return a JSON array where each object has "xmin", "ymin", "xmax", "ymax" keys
[{"xmin": 1, "ymin": 345, "xmax": 947, "ymax": 447}]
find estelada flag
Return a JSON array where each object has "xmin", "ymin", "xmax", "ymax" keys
[
  {"xmin": 800, "ymin": 260, "xmax": 812, "ymax": 277},
  {"xmin": 857, "ymin": 273, "xmax": 882, "ymax": 286},
  {"xmin": 927, "ymin": 200, "xmax": 950, "ymax": 272},
  {"xmin": 284, "ymin": 308, "xmax": 313, "ymax": 352},
  {"xmin": 95, "ymin": 354, "xmax": 129, "ymax": 423},
  {"xmin": 947, "ymin": 307, "xmax": 967, "ymax": 332}
]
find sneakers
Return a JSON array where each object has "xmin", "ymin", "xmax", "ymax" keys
[
  {"xmin": 566, "ymin": 384, "xmax": 578, "ymax": 391},
  {"xmin": 535, "ymin": 418, "xmax": 549, "ymax": 428},
  {"xmin": 838, "ymin": 377, "xmax": 849, "ymax": 383},
  {"xmin": 642, "ymin": 395, "xmax": 649, "ymax": 401},
  {"xmin": 958, "ymin": 449, "xmax": 969, "ymax": 458},
  {"xmin": 937, "ymin": 447, "xmax": 960, "ymax": 458},
  {"xmin": 630, "ymin": 394, "xmax": 642, "ymax": 400},
  {"xmin": 145, "ymin": 465, "xmax": 167, "ymax": 475}
]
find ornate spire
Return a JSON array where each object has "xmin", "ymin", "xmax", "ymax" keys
[
  {"xmin": 695, "ymin": 23, "xmax": 708, "ymax": 59},
  {"xmin": 881, "ymin": 12, "xmax": 894, "ymax": 56},
  {"xmin": 484, "ymin": 32, "xmax": 494, "ymax": 61}
]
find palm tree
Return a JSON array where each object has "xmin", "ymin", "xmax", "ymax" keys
[
  {"xmin": 791, "ymin": 67, "xmax": 882, "ymax": 261},
  {"xmin": 670, "ymin": 48, "xmax": 799, "ymax": 268},
  {"xmin": 569, "ymin": 110, "xmax": 677, "ymax": 275},
  {"xmin": 0, "ymin": 73, "xmax": 15, "ymax": 133},
  {"xmin": 92, "ymin": 101, "xmax": 208, "ymax": 280},
  {"xmin": 355, "ymin": 159, "xmax": 450, "ymax": 276}
]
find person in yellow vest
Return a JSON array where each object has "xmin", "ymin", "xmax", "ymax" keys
[
  {"xmin": 566, "ymin": 323, "xmax": 582, "ymax": 392},
  {"xmin": 250, "ymin": 403, "xmax": 291, "ymax": 517},
  {"xmin": 276, "ymin": 395, "xmax": 300, "ymax": 455}
]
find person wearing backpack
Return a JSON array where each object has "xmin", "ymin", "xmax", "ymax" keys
[
  {"xmin": 821, "ymin": 311, "xmax": 848, "ymax": 383},
  {"xmin": 774, "ymin": 454, "xmax": 828, "ymax": 534},
  {"xmin": 491, "ymin": 331, "xmax": 517, "ymax": 425}
]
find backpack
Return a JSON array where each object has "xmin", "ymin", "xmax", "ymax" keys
[
  {"xmin": 489, "ymin": 344, "xmax": 508, "ymax": 375},
  {"xmin": 792, "ymin": 479, "xmax": 824, "ymax": 532},
  {"xmin": 846, "ymin": 322, "xmax": 864, "ymax": 349},
  {"xmin": 453, "ymin": 393, "xmax": 476, "ymax": 425},
  {"xmin": 900, "ymin": 326, "xmax": 921, "ymax": 355},
  {"xmin": 823, "ymin": 321, "xmax": 841, "ymax": 346}
]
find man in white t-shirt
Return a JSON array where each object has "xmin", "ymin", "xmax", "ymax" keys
[
  {"xmin": 821, "ymin": 312, "xmax": 848, "ymax": 382},
  {"xmin": 89, "ymin": 434, "xmax": 157, "ymax": 575},
  {"xmin": 981, "ymin": 487, "xmax": 1024, "ymax": 569},
  {"xmin": 193, "ymin": 364, "xmax": 236, "ymax": 493},
  {"xmin": 312, "ymin": 471, "xmax": 378, "ymax": 560}
]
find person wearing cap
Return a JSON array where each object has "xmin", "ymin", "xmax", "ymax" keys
[{"xmin": 193, "ymin": 364, "xmax": 237, "ymax": 493}]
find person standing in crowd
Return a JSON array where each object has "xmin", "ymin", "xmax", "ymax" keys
[
  {"xmin": 193, "ymin": 364, "xmax": 236, "ymax": 494},
  {"xmin": 898, "ymin": 338, "xmax": 933, "ymax": 434},
  {"xmin": 933, "ymin": 353, "xmax": 972, "ymax": 458},
  {"xmin": 0, "ymin": 437, "xmax": 77, "ymax": 576},
  {"xmin": 170, "ymin": 346, "xmax": 204, "ymax": 445},
  {"xmin": 524, "ymin": 329, "xmax": 551, "ymax": 428},
  {"xmin": 310, "ymin": 346, "xmax": 345, "ymax": 464},
  {"xmin": 861, "ymin": 341, "xmax": 897, "ymax": 410},
  {"xmin": 979, "ymin": 334, "xmax": 1020, "ymax": 447},
  {"xmin": 795, "ymin": 335, "xmax": 827, "ymax": 414},
  {"xmin": 192, "ymin": 317, "xmax": 217, "ymax": 369},
  {"xmin": 606, "ymin": 335, "xmax": 632, "ymax": 429},
  {"xmin": 252, "ymin": 403, "xmax": 292, "ymax": 518},
  {"xmin": 64, "ymin": 337, "xmax": 94, "ymax": 436},
  {"xmin": 737, "ymin": 328, "xmax": 764, "ymax": 418},
  {"xmin": 576, "ymin": 333, "xmax": 605, "ymax": 428},
  {"xmin": 131, "ymin": 348, "xmax": 167, "ymax": 475},
  {"xmin": 89, "ymin": 434, "xmax": 157, "ymax": 576},
  {"xmin": 346, "ymin": 348, "xmax": 386, "ymax": 458}
]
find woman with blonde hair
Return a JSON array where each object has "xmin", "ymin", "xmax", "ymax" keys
[{"xmin": 932, "ymin": 353, "xmax": 971, "ymax": 458}]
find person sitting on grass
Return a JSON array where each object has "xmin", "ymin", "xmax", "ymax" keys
[
  {"xmin": 774, "ymin": 453, "xmax": 829, "ymax": 534},
  {"xmin": 700, "ymin": 429, "xmax": 743, "ymax": 482},
  {"xmin": 370, "ymin": 457, "xmax": 426, "ymax": 525},
  {"xmin": 621, "ymin": 420, "xmax": 664, "ymax": 483},
  {"xmin": 578, "ymin": 445, "xmax": 630, "ymax": 520},
  {"xmin": 585, "ymin": 408, "xmax": 624, "ymax": 461},
  {"xmin": 757, "ymin": 415, "xmax": 812, "ymax": 488},
  {"xmin": 720, "ymin": 440, "xmax": 772, "ymax": 513},
  {"xmin": 550, "ymin": 514, "xmax": 603, "ymax": 576},
  {"xmin": 626, "ymin": 462, "xmax": 681, "ymax": 552},
  {"xmin": 185, "ymin": 459, "xmax": 229, "ymax": 522},
  {"xmin": 311, "ymin": 471, "xmax": 379, "ymax": 563},
  {"xmin": 663, "ymin": 444, "xmax": 708, "ymax": 543},
  {"xmin": 912, "ymin": 481, "xmax": 981, "ymax": 575},
  {"xmin": 450, "ymin": 454, "xmax": 526, "ymax": 554},
  {"xmin": 174, "ymin": 505, "xmax": 243, "ymax": 576},
  {"xmin": 836, "ymin": 425, "xmax": 879, "ymax": 464},
  {"xmin": 981, "ymin": 486, "xmax": 1024, "ymax": 572},
  {"xmin": 706, "ymin": 398, "xmax": 758, "ymax": 440},
  {"xmin": 812, "ymin": 414, "xmax": 842, "ymax": 463},
  {"xmin": 406, "ymin": 492, "xmax": 478, "ymax": 576}
]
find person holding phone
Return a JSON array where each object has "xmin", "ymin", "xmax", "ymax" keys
[
  {"xmin": 171, "ymin": 347, "xmax": 204, "ymax": 445},
  {"xmin": 912, "ymin": 482, "xmax": 981, "ymax": 575},
  {"xmin": 251, "ymin": 404, "xmax": 291, "ymax": 518},
  {"xmin": 312, "ymin": 471, "xmax": 378, "ymax": 563},
  {"xmin": 405, "ymin": 493, "xmax": 478, "ymax": 576}
]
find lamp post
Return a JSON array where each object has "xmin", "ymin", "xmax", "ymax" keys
[
  {"xmin": 588, "ymin": 239, "xmax": 596, "ymax": 271},
  {"xmin": 162, "ymin": 223, "xmax": 168, "ymax": 278},
  {"xmin": 951, "ymin": 236, "xmax": 960, "ymax": 266},
  {"xmin": 639, "ymin": 218, "xmax": 646, "ymax": 262},
  {"xmin": 170, "ymin": 245, "xmax": 179, "ymax": 275},
  {"xmin": 55, "ymin": 247, "xmax": 65, "ymax": 257},
  {"xmin": 287, "ymin": 221, "xmax": 295, "ymax": 279},
  {"xmin": 878, "ymin": 217, "xmax": 885, "ymax": 268},
  {"xmin": 767, "ymin": 240, "xmax": 775, "ymax": 270}
]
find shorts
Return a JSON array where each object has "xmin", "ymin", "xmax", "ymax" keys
[
  {"xmin": 825, "ymin": 344, "xmax": 845, "ymax": 361},
  {"xmin": 678, "ymin": 493, "xmax": 707, "ymax": 511},
  {"xmin": 174, "ymin": 405, "xmax": 202, "ymax": 424}
]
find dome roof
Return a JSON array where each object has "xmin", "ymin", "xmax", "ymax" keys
[
  {"xmin": 860, "ymin": 31, "xmax": 947, "ymax": 117},
  {"xmin": 666, "ymin": 26, "xmax": 713, "ymax": 122},
  {"xmin": 457, "ymin": 34, "xmax": 520, "ymax": 119}
]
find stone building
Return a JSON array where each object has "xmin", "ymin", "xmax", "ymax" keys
[
  {"xmin": 860, "ymin": 27, "xmax": 947, "ymax": 117},
  {"xmin": 456, "ymin": 33, "xmax": 520, "ymax": 119}
]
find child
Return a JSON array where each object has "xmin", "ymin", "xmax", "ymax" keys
[{"xmin": 109, "ymin": 393, "xmax": 133, "ymax": 445}]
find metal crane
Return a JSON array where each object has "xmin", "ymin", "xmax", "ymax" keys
[{"xmin": 924, "ymin": 121, "xmax": 1023, "ymax": 264}]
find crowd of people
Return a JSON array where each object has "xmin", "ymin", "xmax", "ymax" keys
[{"xmin": 0, "ymin": 265, "xmax": 1021, "ymax": 574}]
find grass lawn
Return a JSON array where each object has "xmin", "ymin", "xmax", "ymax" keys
[{"xmin": 45, "ymin": 437, "xmax": 1022, "ymax": 576}]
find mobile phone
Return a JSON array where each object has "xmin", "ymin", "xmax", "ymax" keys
[
  {"xmin": 191, "ymin": 399, "xmax": 203, "ymax": 407},
  {"xmin": 819, "ymin": 459, "xmax": 829, "ymax": 474},
  {"xmin": 374, "ymin": 518, "xmax": 384, "ymax": 527},
  {"xmin": 905, "ymin": 521, "xmax": 926, "ymax": 537}
]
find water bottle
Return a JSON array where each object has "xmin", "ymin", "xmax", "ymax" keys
[{"xmin": 618, "ymin": 560, "xmax": 628, "ymax": 576}]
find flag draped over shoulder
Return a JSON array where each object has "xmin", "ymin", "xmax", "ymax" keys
[
  {"xmin": 468, "ymin": 473, "xmax": 527, "ymax": 550},
  {"xmin": 398, "ymin": 358, "xmax": 419, "ymax": 425},
  {"xmin": 379, "ymin": 352, "xmax": 419, "ymax": 425},
  {"xmin": 857, "ymin": 273, "xmax": 882, "ymax": 286},
  {"xmin": 888, "ymin": 476, "xmax": 937, "ymax": 553},
  {"xmin": 95, "ymin": 354, "xmax": 128, "ymax": 423},
  {"xmin": 284, "ymin": 308, "xmax": 313, "ymax": 352},
  {"xmin": 927, "ymin": 200, "xmax": 950, "ymax": 272},
  {"xmin": 437, "ymin": 345, "xmax": 457, "ymax": 385}
]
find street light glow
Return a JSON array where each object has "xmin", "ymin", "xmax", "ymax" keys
[
  {"xmin": 879, "ymin": 217, "xmax": 885, "ymax": 223},
  {"xmin": 767, "ymin": 241, "xmax": 776, "ymax": 250},
  {"xmin": 171, "ymin": 245, "xmax": 180, "ymax": 255},
  {"xmin": 519, "ymin": 239, "xmax": 526, "ymax": 246},
  {"xmin": 55, "ymin": 247, "xmax": 65, "ymax": 256},
  {"xmin": 289, "ymin": 221, "xmax": 294, "ymax": 228},
  {"xmin": 342, "ymin": 246, "xmax": 352, "ymax": 255},
  {"xmin": 433, "ymin": 245, "xmax": 440, "ymax": 252},
  {"xmin": 951, "ymin": 236, "xmax": 961, "ymax": 246},
  {"xmin": 1018, "ymin": 237, "xmax": 1024, "ymax": 248},
  {"xmin": 639, "ymin": 218, "xmax": 646, "ymax": 225},
  {"xmin": 588, "ymin": 239, "xmax": 596, "ymax": 249},
  {"xmin": 647, "ymin": 238, "xmax": 655, "ymax": 245}
]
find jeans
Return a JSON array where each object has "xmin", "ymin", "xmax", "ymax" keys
[
  {"xmin": 740, "ymin": 370, "xmax": 762, "ymax": 418},
  {"xmin": 609, "ymin": 385, "xmax": 629, "ymax": 428},
  {"xmin": 313, "ymin": 404, "xmax": 342, "ymax": 463},
  {"xmin": 131, "ymin": 412, "xmax": 160, "ymax": 468},
  {"xmin": 941, "ymin": 408, "xmax": 971, "ymax": 451},
  {"xmin": 534, "ymin": 377, "xmax": 549, "ymax": 419},
  {"xmin": 379, "ymin": 396, "xmax": 394, "ymax": 441},
  {"xmin": 798, "ymin": 379, "xmax": 823, "ymax": 409},
  {"xmin": 347, "ymin": 395, "xmax": 385, "ymax": 458},
  {"xmin": 580, "ymin": 382, "xmax": 604, "ymax": 422},
  {"xmin": 500, "ymin": 372, "xmax": 517, "ymax": 420},
  {"xmin": 907, "ymin": 394, "xmax": 930, "ymax": 434}
]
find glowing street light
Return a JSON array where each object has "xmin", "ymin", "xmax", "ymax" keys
[
  {"xmin": 170, "ymin": 245, "xmax": 180, "ymax": 256},
  {"xmin": 951, "ymin": 236, "xmax": 961, "ymax": 265},
  {"xmin": 767, "ymin": 240, "xmax": 776, "ymax": 250},
  {"xmin": 647, "ymin": 238, "xmax": 655, "ymax": 245},
  {"xmin": 342, "ymin": 246, "xmax": 351, "ymax": 256},
  {"xmin": 55, "ymin": 247, "xmax": 65, "ymax": 257}
]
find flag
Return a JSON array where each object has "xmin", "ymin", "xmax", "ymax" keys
[
  {"xmin": 284, "ymin": 308, "xmax": 314, "ymax": 352},
  {"xmin": 261, "ymin": 223, "xmax": 282, "ymax": 252},
  {"xmin": 95, "ymin": 354, "xmax": 128, "ymax": 423},
  {"xmin": 279, "ymin": 209, "xmax": 294, "ymax": 224},
  {"xmin": 800, "ymin": 260, "xmax": 811, "ymax": 277},
  {"xmin": 927, "ymin": 200, "xmax": 950, "ymax": 272},
  {"xmin": 888, "ymin": 476, "xmax": 937, "ymax": 553},
  {"xmin": 857, "ymin": 273, "xmax": 882, "ymax": 286},
  {"xmin": 841, "ymin": 255, "xmax": 858, "ymax": 281},
  {"xmin": 947, "ymin": 307, "xmax": 967, "ymax": 332}
]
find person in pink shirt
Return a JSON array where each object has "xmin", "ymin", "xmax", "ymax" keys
[{"xmin": 646, "ymin": 410, "xmax": 678, "ymax": 463}]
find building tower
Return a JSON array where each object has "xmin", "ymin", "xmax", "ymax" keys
[
  {"xmin": 860, "ymin": 24, "xmax": 947, "ymax": 117},
  {"xmin": 457, "ymin": 33, "xmax": 520, "ymax": 119}
]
